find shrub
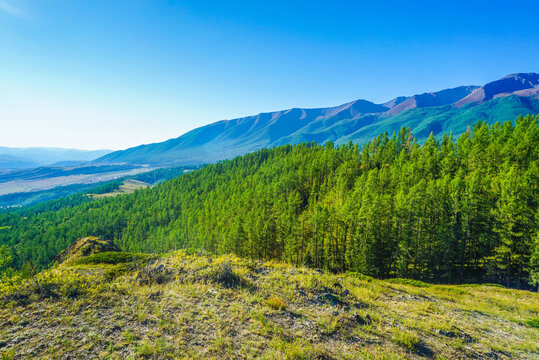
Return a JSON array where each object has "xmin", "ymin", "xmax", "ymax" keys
[
  {"xmin": 346, "ymin": 271, "xmax": 373, "ymax": 282},
  {"xmin": 387, "ymin": 278, "xmax": 430, "ymax": 287},
  {"xmin": 136, "ymin": 264, "xmax": 173, "ymax": 285},
  {"xmin": 211, "ymin": 261, "xmax": 243, "ymax": 288},
  {"xmin": 481, "ymin": 283, "xmax": 505, "ymax": 288},
  {"xmin": 1, "ymin": 269, "xmax": 99, "ymax": 305},
  {"xmin": 71, "ymin": 252, "xmax": 154, "ymax": 266},
  {"xmin": 265, "ymin": 296, "xmax": 287, "ymax": 310}
]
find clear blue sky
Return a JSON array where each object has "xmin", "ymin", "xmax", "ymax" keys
[{"xmin": 1, "ymin": 0, "xmax": 537, "ymax": 150}]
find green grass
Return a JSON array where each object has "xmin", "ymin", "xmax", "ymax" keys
[{"xmin": 386, "ymin": 278, "xmax": 431, "ymax": 287}]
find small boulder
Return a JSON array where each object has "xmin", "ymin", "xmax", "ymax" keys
[{"xmin": 314, "ymin": 292, "xmax": 342, "ymax": 306}]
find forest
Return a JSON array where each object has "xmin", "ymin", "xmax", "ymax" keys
[{"xmin": 0, "ymin": 115, "xmax": 537, "ymax": 288}]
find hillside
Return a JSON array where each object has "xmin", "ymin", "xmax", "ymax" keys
[
  {"xmin": 94, "ymin": 73, "xmax": 539, "ymax": 167},
  {"xmin": 87, "ymin": 179, "xmax": 150, "ymax": 199},
  {"xmin": 1, "ymin": 116, "xmax": 537, "ymax": 289},
  {"xmin": 1, "ymin": 247, "xmax": 538, "ymax": 359}
]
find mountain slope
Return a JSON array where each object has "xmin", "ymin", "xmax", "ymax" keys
[
  {"xmin": 95, "ymin": 73, "xmax": 538, "ymax": 167},
  {"xmin": 456, "ymin": 73, "xmax": 539, "ymax": 107},
  {"xmin": 385, "ymin": 85, "xmax": 479, "ymax": 115}
]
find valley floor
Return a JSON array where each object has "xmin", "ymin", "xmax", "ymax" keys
[{"xmin": 0, "ymin": 252, "xmax": 538, "ymax": 359}]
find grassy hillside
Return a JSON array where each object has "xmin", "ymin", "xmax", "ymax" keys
[
  {"xmin": 1, "ymin": 250, "xmax": 537, "ymax": 359},
  {"xmin": 88, "ymin": 179, "xmax": 150, "ymax": 199}
]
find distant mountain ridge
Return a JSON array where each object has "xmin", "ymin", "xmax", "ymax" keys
[
  {"xmin": 455, "ymin": 73, "xmax": 539, "ymax": 107},
  {"xmin": 95, "ymin": 73, "xmax": 539, "ymax": 166},
  {"xmin": 0, "ymin": 154, "xmax": 41, "ymax": 170},
  {"xmin": 0, "ymin": 147, "xmax": 112, "ymax": 170}
]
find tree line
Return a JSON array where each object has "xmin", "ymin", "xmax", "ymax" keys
[{"xmin": 0, "ymin": 116, "xmax": 537, "ymax": 288}]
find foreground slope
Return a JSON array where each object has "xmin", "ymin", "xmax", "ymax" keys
[
  {"xmin": 1, "ymin": 249, "xmax": 538, "ymax": 359},
  {"xmin": 94, "ymin": 73, "xmax": 539, "ymax": 166}
]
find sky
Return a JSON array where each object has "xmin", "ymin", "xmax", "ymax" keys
[{"xmin": 0, "ymin": 1, "xmax": 538, "ymax": 150}]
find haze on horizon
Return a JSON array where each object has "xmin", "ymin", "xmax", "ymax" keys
[{"xmin": 1, "ymin": 0, "xmax": 538, "ymax": 150}]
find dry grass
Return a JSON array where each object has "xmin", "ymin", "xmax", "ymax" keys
[
  {"xmin": 89, "ymin": 179, "xmax": 149, "ymax": 199},
  {"xmin": 0, "ymin": 251, "xmax": 538, "ymax": 359},
  {"xmin": 265, "ymin": 297, "xmax": 287, "ymax": 311}
]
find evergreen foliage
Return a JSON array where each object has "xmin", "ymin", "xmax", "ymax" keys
[{"xmin": 0, "ymin": 116, "xmax": 537, "ymax": 287}]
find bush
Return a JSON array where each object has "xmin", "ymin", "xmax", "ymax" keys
[
  {"xmin": 346, "ymin": 271, "xmax": 373, "ymax": 282},
  {"xmin": 526, "ymin": 318, "xmax": 539, "ymax": 328},
  {"xmin": 387, "ymin": 278, "xmax": 430, "ymax": 287},
  {"xmin": 1, "ymin": 269, "xmax": 99, "ymax": 305},
  {"xmin": 211, "ymin": 261, "xmax": 244, "ymax": 288},
  {"xmin": 481, "ymin": 283, "xmax": 505, "ymax": 288},
  {"xmin": 136, "ymin": 264, "xmax": 173, "ymax": 285},
  {"xmin": 71, "ymin": 252, "xmax": 154, "ymax": 266}
]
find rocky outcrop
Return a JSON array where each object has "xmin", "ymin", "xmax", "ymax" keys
[{"xmin": 54, "ymin": 236, "xmax": 120, "ymax": 265}]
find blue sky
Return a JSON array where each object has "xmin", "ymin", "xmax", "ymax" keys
[{"xmin": 1, "ymin": 0, "xmax": 538, "ymax": 150}]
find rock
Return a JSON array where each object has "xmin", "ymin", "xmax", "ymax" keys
[
  {"xmin": 54, "ymin": 236, "xmax": 120, "ymax": 265},
  {"xmin": 438, "ymin": 329, "xmax": 456, "ymax": 338},
  {"xmin": 107, "ymin": 325, "xmax": 122, "ymax": 335},
  {"xmin": 314, "ymin": 292, "xmax": 342, "ymax": 306},
  {"xmin": 352, "ymin": 314, "xmax": 372, "ymax": 325},
  {"xmin": 353, "ymin": 302, "xmax": 369, "ymax": 309}
]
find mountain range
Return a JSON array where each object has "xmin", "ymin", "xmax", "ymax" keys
[
  {"xmin": 95, "ymin": 73, "xmax": 539, "ymax": 166},
  {"xmin": 0, "ymin": 147, "xmax": 112, "ymax": 170}
]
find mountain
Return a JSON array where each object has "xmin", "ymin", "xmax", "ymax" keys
[
  {"xmin": 0, "ymin": 147, "xmax": 112, "ymax": 167},
  {"xmin": 455, "ymin": 73, "xmax": 539, "ymax": 107},
  {"xmin": 90, "ymin": 72, "xmax": 537, "ymax": 167},
  {"xmin": 0, "ymin": 154, "xmax": 41, "ymax": 170},
  {"xmin": 385, "ymin": 86, "xmax": 480, "ymax": 115}
]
